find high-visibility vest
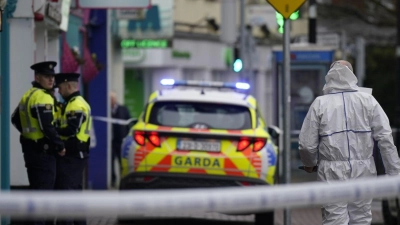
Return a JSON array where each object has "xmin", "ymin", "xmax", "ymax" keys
[
  {"xmin": 18, "ymin": 87, "xmax": 55, "ymax": 141},
  {"xmin": 54, "ymin": 103, "xmax": 63, "ymax": 128},
  {"xmin": 59, "ymin": 96, "xmax": 92, "ymax": 142}
]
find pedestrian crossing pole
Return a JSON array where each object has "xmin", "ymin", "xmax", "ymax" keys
[
  {"xmin": 282, "ymin": 17, "xmax": 292, "ymax": 225},
  {"xmin": 266, "ymin": 1, "xmax": 307, "ymax": 225}
]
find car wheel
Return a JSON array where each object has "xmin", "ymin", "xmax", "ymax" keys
[
  {"xmin": 382, "ymin": 200, "xmax": 397, "ymax": 225},
  {"xmin": 254, "ymin": 211, "xmax": 274, "ymax": 225}
]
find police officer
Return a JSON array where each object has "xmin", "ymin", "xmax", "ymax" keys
[
  {"xmin": 52, "ymin": 88, "xmax": 63, "ymax": 129},
  {"xmin": 54, "ymin": 73, "xmax": 91, "ymax": 225},
  {"xmin": 11, "ymin": 61, "xmax": 66, "ymax": 225}
]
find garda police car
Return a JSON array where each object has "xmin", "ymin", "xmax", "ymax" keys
[{"xmin": 119, "ymin": 79, "xmax": 279, "ymax": 224}]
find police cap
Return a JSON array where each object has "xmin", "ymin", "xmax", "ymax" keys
[
  {"xmin": 55, "ymin": 73, "xmax": 80, "ymax": 85},
  {"xmin": 30, "ymin": 61, "xmax": 57, "ymax": 75}
]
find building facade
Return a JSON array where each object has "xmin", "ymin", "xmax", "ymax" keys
[
  {"xmin": 7, "ymin": 0, "xmax": 71, "ymax": 187},
  {"xmin": 111, "ymin": 0, "xmax": 278, "ymax": 124}
]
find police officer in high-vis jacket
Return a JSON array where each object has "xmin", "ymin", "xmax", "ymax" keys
[
  {"xmin": 11, "ymin": 61, "xmax": 66, "ymax": 225},
  {"xmin": 54, "ymin": 72, "xmax": 91, "ymax": 225}
]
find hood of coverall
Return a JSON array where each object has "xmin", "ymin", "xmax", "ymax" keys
[{"xmin": 322, "ymin": 63, "xmax": 359, "ymax": 95}]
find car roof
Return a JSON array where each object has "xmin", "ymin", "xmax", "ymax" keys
[{"xmin": 148, "ymin": 88, "xmax": 257, "ymax": 109}]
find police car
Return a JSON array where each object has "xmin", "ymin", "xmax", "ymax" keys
[{"xmin": 119, "ymin": 79, "xmax": 280, "ymax": 224}]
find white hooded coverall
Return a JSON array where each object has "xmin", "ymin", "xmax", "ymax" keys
[{"xmin": 299, "ymin": 63, "xmax": 400, "ymax": 225}]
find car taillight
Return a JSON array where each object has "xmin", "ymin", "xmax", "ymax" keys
[
  {"xmin": 134, "ymin": 131, "xmax": 145, "ymax": 146},
  {"xmin": 133, "ymin": 131, "xmax": 160, "ymax": 147},
  {"xmin": 238, "ymin": 181, "xmax": 252, "ymax": 186},
  {"xmin": 134, "ymin": 176, "xmax": 156, "ymax": 183},
  {"xmin": 148, "ymin": 132, "xmax": 160, "ymax": 147},
  {"xmin": 237, "ymin": 139, "xmax": 251, "ymax": 151},
  {"xmin": 253, "ymin": 139, "xmax": 267, "ymax": 152},
  {"xmin": 237, "ymin": 138, "xmax": 267, "ymax": 152}
]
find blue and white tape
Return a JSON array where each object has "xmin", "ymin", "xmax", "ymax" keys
[
  {"xmin": 92, "ymin": 116, "xmax": 137, "ymax": 126},
  {"xmin": 1, "ymin": 175, "xmax": 400, "ymax": 218}
]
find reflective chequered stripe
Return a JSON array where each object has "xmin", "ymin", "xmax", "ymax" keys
[{"xmin": 133, "ymin": 124, "xmax": 270, "ymax": 181}]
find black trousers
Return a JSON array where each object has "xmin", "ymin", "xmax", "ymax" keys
[
  {"xmin": 24, "ymin": 150, "xmax": 57, "ymax": 190},
  {"xmin": 19, "ymin": 148, "xmax": 57, "ymax": 225},
  {"xmin": 111, "ymin": 142, "xmax": 122, "ymax": 186},
  {"xmin": 55, "ymin": 155, "xmax": 87, "ymax": 225}
]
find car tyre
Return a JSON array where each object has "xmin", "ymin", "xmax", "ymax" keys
[{"xmin": 254, "ymin": 211, "xmax": 274, "ymax": 225}]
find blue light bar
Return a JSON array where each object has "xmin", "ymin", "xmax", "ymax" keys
[
  {"xmin": 160, "ymin": 79, "xmax": 175, "ymax": 85},
  {"xmin": 159, "ymin": 79, "xmax": 250, "ymax": 91},
  {"xmin": 235, "ymin": 82, "xmax": 250, "ymax": 90}
]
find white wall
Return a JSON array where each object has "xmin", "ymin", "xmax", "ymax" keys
[
  {"xmin": 110, "ymin": 37, "xmax": 125, "ymax": 104},
  {"xmin": 255, "ymin": 46, "xmax": 274, "ymax": 125},
  {"xmin": 47, "ymin": 34, "xmax": 60, "ymax": 71},
  {"xmin": 9, "ymin": 18, "xmax": 35, "ymax": 186},
  {"xmin": 124, "ymin": 49, "xmax": 168, "ymax": 68},
  {"xmin": 173, "ymin": 0, "xmax": 221, "ymax": 27},
  {"xmin": 34, "ymin": 22, "xmax": 48, "ymax": 62},
  {"xmin": 166, "ymin": 39, "xmax": 228, "ymax": 70}
]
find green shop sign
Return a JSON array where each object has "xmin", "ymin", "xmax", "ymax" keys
[
  {"xmin": 172, "ymin": 50, "xmax": 191, "ymax": 59},
  {"xmin": 120, "ymin": 39, "xmax": 172, "ymax": 49}
]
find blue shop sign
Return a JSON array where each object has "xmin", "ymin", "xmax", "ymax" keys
[{"xmin": 274, "ymin": 51, "xmax": 334, "ymax": 63}]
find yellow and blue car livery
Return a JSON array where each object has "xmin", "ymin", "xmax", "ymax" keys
[{"xmin": 120, "ymin": 80, "xmax": 278, "ymax": 190}]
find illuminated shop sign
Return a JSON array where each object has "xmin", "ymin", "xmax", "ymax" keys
[{"xmin": 120, "ymin": 39, "xmax": 172, "ymax": 49}]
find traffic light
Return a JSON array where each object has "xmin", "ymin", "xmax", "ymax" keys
[
  {"xmin": 276, "ymin": 10, "xmax": 300, "ymax": 34},
  {"xmin": 233, "ymin": 47, "xmax": 243, "ymax": 73}
]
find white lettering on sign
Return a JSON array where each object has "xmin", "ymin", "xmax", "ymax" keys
[
  {"xmin": 296, "ymin": 54, "xmax": 321, "ymax": 60},
  {"xmin": 173, "ymin": 156, "xmax": 223, "ymax": 168}
]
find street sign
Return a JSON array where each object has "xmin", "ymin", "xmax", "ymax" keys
[
  {"xmin": 295, "ymin": 33, "xmax": 341, "ymax": 49},
  {"xmin": 266, "ymin": 0, "xmax": 306, "ymax": 19}
]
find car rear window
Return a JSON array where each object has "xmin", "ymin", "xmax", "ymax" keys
[{"xmin": 149, "ymin": 101, "xmax": 252, "ymax": 130}]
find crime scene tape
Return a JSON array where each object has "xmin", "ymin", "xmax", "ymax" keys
[
  {"xmin": 92, "ymin": 116, "xmax": 137, "ymax": 125},
  {"xmin": 2, "ymin": 174, "xmax": 400, "ymax": 219}
]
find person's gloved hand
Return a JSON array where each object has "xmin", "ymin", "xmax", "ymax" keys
[
  {"xmin": 299, "ymin": 165, "xmax": 318, "ymax": 173},
  {"xmin": 304, "ymin": 166, "xmax": 315, "ymax": 173}
]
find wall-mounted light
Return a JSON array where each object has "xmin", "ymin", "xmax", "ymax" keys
[{"xmin": 206, "ymin": 18, "xmax": 219, "ymax": 32}]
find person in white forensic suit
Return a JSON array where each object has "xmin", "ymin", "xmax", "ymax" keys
[{"xmin": 298, "ymin": 60, "xmax": 400, "ymax": 225}]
